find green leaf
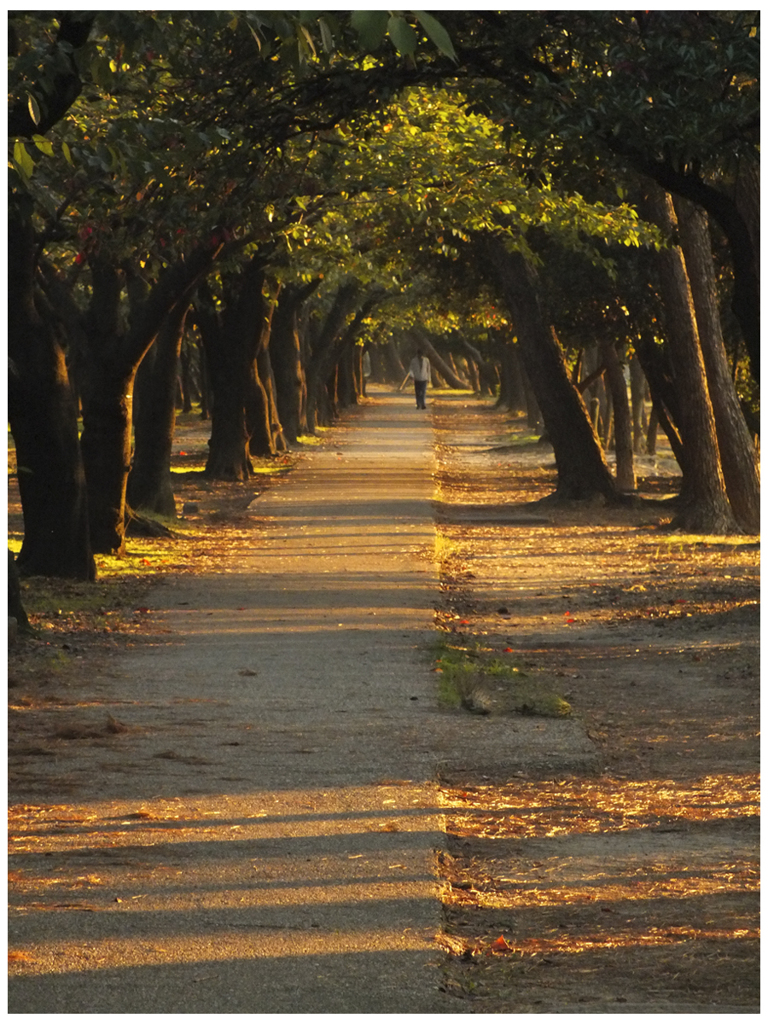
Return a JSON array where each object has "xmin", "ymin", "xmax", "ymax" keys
[
  {"xmin": 350, "ymin": 11, "xmax": 389, "ymax": 52},
  {"xmin": 299, "ymin": 24, "xmax": 317, "ymax": 59},
  {"xmin": 12, "ymin": 140, "xmax": 35, "ymax": 181},
  {"xmin": 318, "ymin": 16, "xmax": 334, "ymax": 54},
  {"xmin": 27, "ymin": 93, "xmax": 41, "ymax": 126},
  {"xmin": 413, "ymin": 11, "xmax": 457, "ymax": 61},
  {"xmin": 90, "ymin": 54, "xmax": 113, "ymax": 88},
  {"xmin": 32, "ymin": 134, "xmax": 54, "ymax": 157},
  {"xmin": 387, "ymin": 15, "xmax": 417, "ymax": 58},
  {"xmin": 61, "ymin": 140, "xmax": 74, "ymax": 166}
]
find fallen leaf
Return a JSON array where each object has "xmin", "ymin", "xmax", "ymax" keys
[
  {"xmin": 8, "ymin": 951, "xmax": 34, "ymax": 963},
  {"xmin": 490, "ymin": 935, "xmax": 511, "ymax": 951}
]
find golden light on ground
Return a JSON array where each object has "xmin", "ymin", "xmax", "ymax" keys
[
  {"xmin": 452, "ymin": 925, "xmax": 761, "ymax": 959},
  {"xmin": 455, "ymin": 869, "xmax": 759, "ymax": 910},
  {"xmin": 8, "ymin": 927, "xmax": 436, "ymax": 975},
  {"xmin": 439, "ymin": 770, "xmax": 759, "ymax": 962},
  {"xmin": 443, "ymin": 772, "xmax": 760, "ymax": 838},
  {"xmin": 8, "ymin": 786, "xmax": 444, "ymax": 981}
]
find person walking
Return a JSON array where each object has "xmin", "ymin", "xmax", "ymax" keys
[{"xmin": 401, "ymin": 348, "xmax": 431, "ymax": 408}]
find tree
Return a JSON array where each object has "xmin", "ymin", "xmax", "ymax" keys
[
  {"xmin": 10, "ymin": 9, "xmax": 756, "ymax": 567},
  {"xmin": 437, "ymin": 11, "xmax": 760, "ymax": 380},
  {"xmin": 8, "ymin": 15, "xmax": 97, "ymax": 579},
  {"xmin": 673, "ymin": 197, "xmax": 760, "ymax": 534},
  {"xmin": 477, "ymin": 236, "xmax": 618, "ymax": 501},
  {"xmin": 195, "ymin": 253, "xmax": 274, "ymax": 481},
  {"xmin": 77, "ymin": 241, "xmax": 223, "ymax": 552},
  {"xmin": 8, "ymin": 195, "xmax": 95, "ymax": 580},
  {"xmin": 127, "ymin": 302, "xmax": 190, "ymax": 517},
  {"xmin": 640, "ymin": 186, "xmax": 738, "ymax": 534},
  {"xmin": 270, "ymin": 280, "xmax": 319, "ymax": 443}
]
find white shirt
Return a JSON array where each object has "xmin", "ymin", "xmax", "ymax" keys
[{"xmin": 408, "ymin": 355, "xmax": 430, "ymax": 382}]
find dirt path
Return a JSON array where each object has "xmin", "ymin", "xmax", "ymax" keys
[
  {"xmin": 9, "ymin": 391, "xmax": 759, "ymax": 1013},
  {"xmin": 9, "ymin": 392, "xmax": 453, "ymax": 1013},
  {"xmin": 431, "ymin": 397, "xmax": 760, "ymax": 1013}
]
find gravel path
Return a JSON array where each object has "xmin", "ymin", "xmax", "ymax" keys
[{"xmin": 9, "ymin": 391, "xmax": 595, "ymax": 1014}]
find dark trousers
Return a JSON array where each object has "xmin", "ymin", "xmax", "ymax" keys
[{"xmin": 414, "ymin": 379, "xmax": 427, "ymax": 408}]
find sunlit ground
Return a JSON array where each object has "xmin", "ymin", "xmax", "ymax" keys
[
  {"xmin": 9, "ymin": 785, "xmax": 443, "ymax": 981},
  {"xmin": 430, "ymin": 402, "xmax": 759, "ymax": 1010},
  {"xmin": 438, "ymin": 771, "xmax": 759, "ymax": 1009}
]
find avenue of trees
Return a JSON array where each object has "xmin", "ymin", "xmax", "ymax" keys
[{"xmin": 8, "ymin": 10, "xmax": 760, "ymax": 580}]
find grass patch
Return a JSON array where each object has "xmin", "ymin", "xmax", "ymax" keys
[
  {"xmin": 95, "ymin": 540, "xmax": 180, "ymax": 578},
  {"xmin": 170, "ymin": 463, "xmax": 290, "ymax": 475},
  {"xmin": 430, "ymin": 387, "xmax": 477, "ymax": 397},
  {"xmin": 432, "ymin": 635, "xmax": 571, "ymax": 718},
  {"xmin": 653, "ymin": 534, "xmax": 759, "ymax": 552},
  {"xmin": 434, "ymin": 533, "xmax": 468, "ymax": 563}
]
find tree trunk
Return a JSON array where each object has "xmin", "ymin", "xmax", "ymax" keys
[
  {"xmin": 245, "ymin": 358, "xmax": 274, "ymax": 458},
  {"xmin": 646, "ymin": 406, "xmax": 659, "ymax": 456},
  {"xmin": 8, "ymin": 197, "xmax": 96, "ymax": 579},
  {"xmin": 641, "ymin": 185, "xmax": 738, "ymax": 533},
  {"xmin": 336, "ymin": 343, "xmax": 358, "ymax": 407},
  {"xmin": 383, "ymin": 339, "xmax": 405, "ymax": 382},
  {"xmin": 127, "ymin": 303, "xmax": 189, "ymax": 517},
  {"xmin": 601, "ymin": 340, "xmax": 636, "ymax": 492},
  {"xmin": 305, "ymin": 284, "xmax": 385, "ymax": 425},
  {"xmin": 10, "ymin": 351, "xmax": 95, "ymax": 576},
  {"xmin": 271, "ymin": 283, "xmax": 314, "ymax": 442},
  {"xmin": 522, "ymin": 363, "xmax": 542, "ymax": 430},
  {"xmin": 632, "ymin": 331, "xmax": 687, "ymax": 478},
  {"xmin": 8, "ymin": 550, "xmax": 31, "ymax": 631},
  {"xmin": 8, "ymin": 198, "xmax": 95, "ymax": 580},
  {"xmin": 261, "ymin": 345, "xmax": 288, "ymax": 451},
  {"xmin": 368, "ymin": 343, "xmax": 386, "ymax": 383},
  {"xmin": 179, "ymin": 333, "xmax": 199, "ymax": 414},
  {"xmin": 198, "ymin": 341, "xmax": 211, "ymax": 420},
  {"xmin": 80, "ymin": 361, "xmax": 136, "ymax": 555},
  {"xmin": 610, "ymin": 145, "xmax": 760, "ymax": 383},
  {"xmin": 80, "ymin": 244, "xmax": 221, "ymax": 551},
  {"xmin": 673, "ymin": 196, "xmax": 760, "ymax": 534},
  {"xmin": 305, "ymin": 283, "xmax": 360, "ymax": 430},
  {"xmin": 249, "ymin": 300, "xmax": 286, "ymax": 456},
  {"xmin": 461, "ymin": 337, "xmax": 497, "ymax": 396},
  {"xmin": 601, "ymin": 382, "xmax": 614, "ymax": 450},
  {"xmin": 478, "ymin": 236, "xmax": 617, "ymax": 501},
  {"xmin": 501, "ymin": 341, "xmax": 528, "ymax": 415},
  {"xmin": 629, "ymin": 356, "xmax": 648, "ymax": 454},
  {"xmin": 411, "ymin": 331, "xmax": 470, "ymax": 389},
  {"xmin": 465, "ymin": 356, "xmax": 480, "ymax": 394},
  {"xmin": 198, "ymin": 309, "xmax": 252, "ymax": 479},
  {"xmin": 199, "ymin": 254, "xmax": 269, "ymax": 479}
]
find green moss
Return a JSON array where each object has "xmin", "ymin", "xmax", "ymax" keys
[{"xmin": 432, "ymin": 633, "xmax": 571, "ymax": 718}]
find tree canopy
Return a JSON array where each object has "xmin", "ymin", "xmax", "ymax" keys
[{"xmin": 8, "ymin": 10, "xmax": 760, "ymax": 576}]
